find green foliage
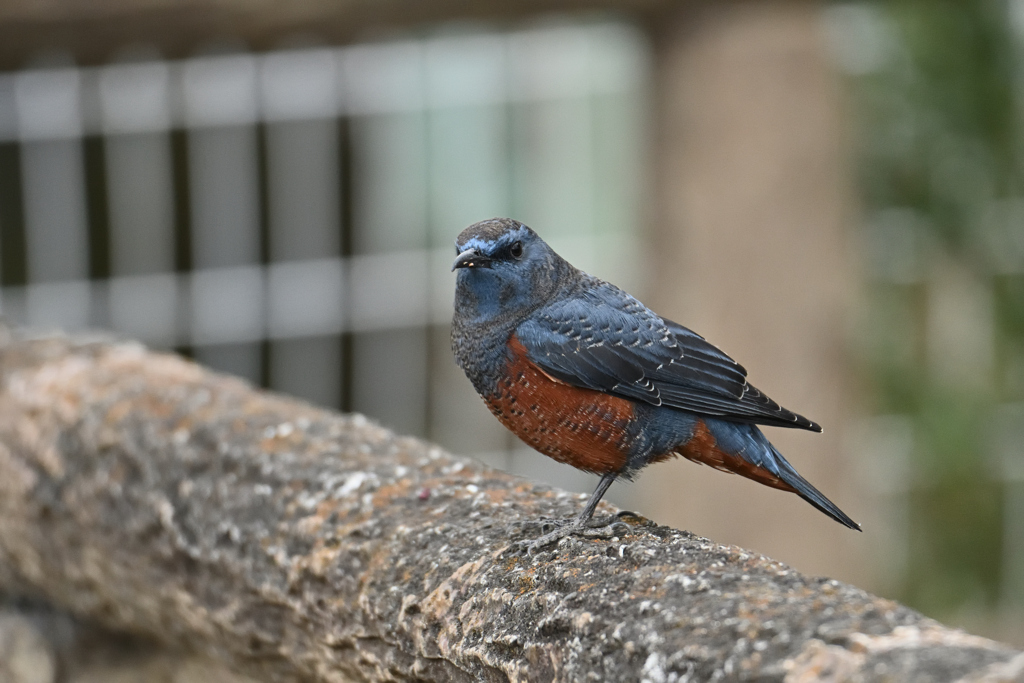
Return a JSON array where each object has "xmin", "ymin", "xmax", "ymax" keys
[
  {"xmin": 858, "ymin": 0, "xmax": 1018, "ymax": 255},
  {"xmin": 906, "ymin": 478, "xmax": 1004, "ymax": 613},
  {"xmin": 846, "ymin": 0, "xmax": 1020, "ymax": 622}
]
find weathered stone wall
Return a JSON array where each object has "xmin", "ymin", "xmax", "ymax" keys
[{"xmin": 0, "ymin": 330, "xmax": 1018, "ymax": 682}]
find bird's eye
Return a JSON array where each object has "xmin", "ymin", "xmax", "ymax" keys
[{"xmin": 510, "ymin": 241, "xmax": 524, "ymax": 259}]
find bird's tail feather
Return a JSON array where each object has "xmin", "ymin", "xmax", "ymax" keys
[
  {"xmin": 770, "ymin": 445, "xmax": 861, "ymax": 531},
  {"xmin": 679, "ymin": 418, "xmax": 861, "ymax": 531}
]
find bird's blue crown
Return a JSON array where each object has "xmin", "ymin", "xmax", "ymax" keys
[{"xmin": 455, "ymin": 223, "xmax": 534, "ymax": 256}]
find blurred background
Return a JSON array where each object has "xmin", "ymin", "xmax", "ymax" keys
[{"xmin": 0, "ymin": 0, "xmax": 1020, "ymax": 648}]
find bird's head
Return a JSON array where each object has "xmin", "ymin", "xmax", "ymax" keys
[{"xmin": 452, "ymin": 218, "xmax": 566, "ymax": 324}]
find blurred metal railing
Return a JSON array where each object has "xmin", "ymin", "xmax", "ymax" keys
[{"xmin": 0, "ymin": 20, "xmax": 648, "ymax": 497}]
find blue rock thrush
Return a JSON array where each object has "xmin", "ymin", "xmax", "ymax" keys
[{"xmin": 451, "ymin": 218, "xmax": 860, "ymax": 548}]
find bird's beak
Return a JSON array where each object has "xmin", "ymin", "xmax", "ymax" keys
[{"xmin": 452, "ymin": 248, "xmax": 492, "ymax": 271}]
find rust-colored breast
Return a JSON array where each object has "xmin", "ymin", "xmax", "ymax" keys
[
  {"xmin": 677, "ymin": 419, "xmax": 795, "ymax": 492},
  {"xmin": 484, "ymin": 335, "xmax": 635, "ymax": 475}
]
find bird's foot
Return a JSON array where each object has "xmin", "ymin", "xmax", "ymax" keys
[{"xmin": 510, "ymin": 511, "xmax": 637, "ymax": 555}]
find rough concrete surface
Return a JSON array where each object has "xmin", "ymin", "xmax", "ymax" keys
[{"xmin": 0, "ymin": 330, "xmax": 1018, "ymax": 682}]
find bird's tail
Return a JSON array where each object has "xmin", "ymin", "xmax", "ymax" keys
[
  {"xmin": 768, "ymin": 442, "xmax": 861, "ymax": 531},
  {"xmin": 681, "ymin": 418, "xmax": 861, "ymax": 531}
]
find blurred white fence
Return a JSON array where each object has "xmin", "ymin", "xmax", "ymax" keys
[{"xmin": 0, "ymin": 21, "xmax": 648, "ymax": 492}]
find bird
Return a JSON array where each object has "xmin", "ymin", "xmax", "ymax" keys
[{"xmin": 450, "ymin": 217, "xmax": 860, "ymax": 548}]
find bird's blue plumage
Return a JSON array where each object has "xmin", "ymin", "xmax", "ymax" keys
[{"xmin": 450, "ymin": 217, "xmax": 860, "ymax": 534}]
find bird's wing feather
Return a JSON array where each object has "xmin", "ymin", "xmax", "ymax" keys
[{"xmin": 516, "ymin": 284, "xmax": 821, "ymax": 432}]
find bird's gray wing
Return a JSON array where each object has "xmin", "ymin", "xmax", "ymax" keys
[{"xmin": 515, "ymin": 284, "xmax": 821, "ymax": 431}]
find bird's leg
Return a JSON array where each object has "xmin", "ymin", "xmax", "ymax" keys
[
  {"xmin": 574, "ymin": 471, "xmax": 618, "ymax": 528},
  {"xmin": 523, "ymin": 472, "xmax": 631, "ymax": 551}
]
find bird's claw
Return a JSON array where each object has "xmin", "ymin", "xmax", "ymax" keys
[
  {"xmin": 507, "ymin": 516, "xmax": 634, "ymax": 556},
  {"xmin": 580, "ymin": 520, "xmax": 631, "ymax": 539}
]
